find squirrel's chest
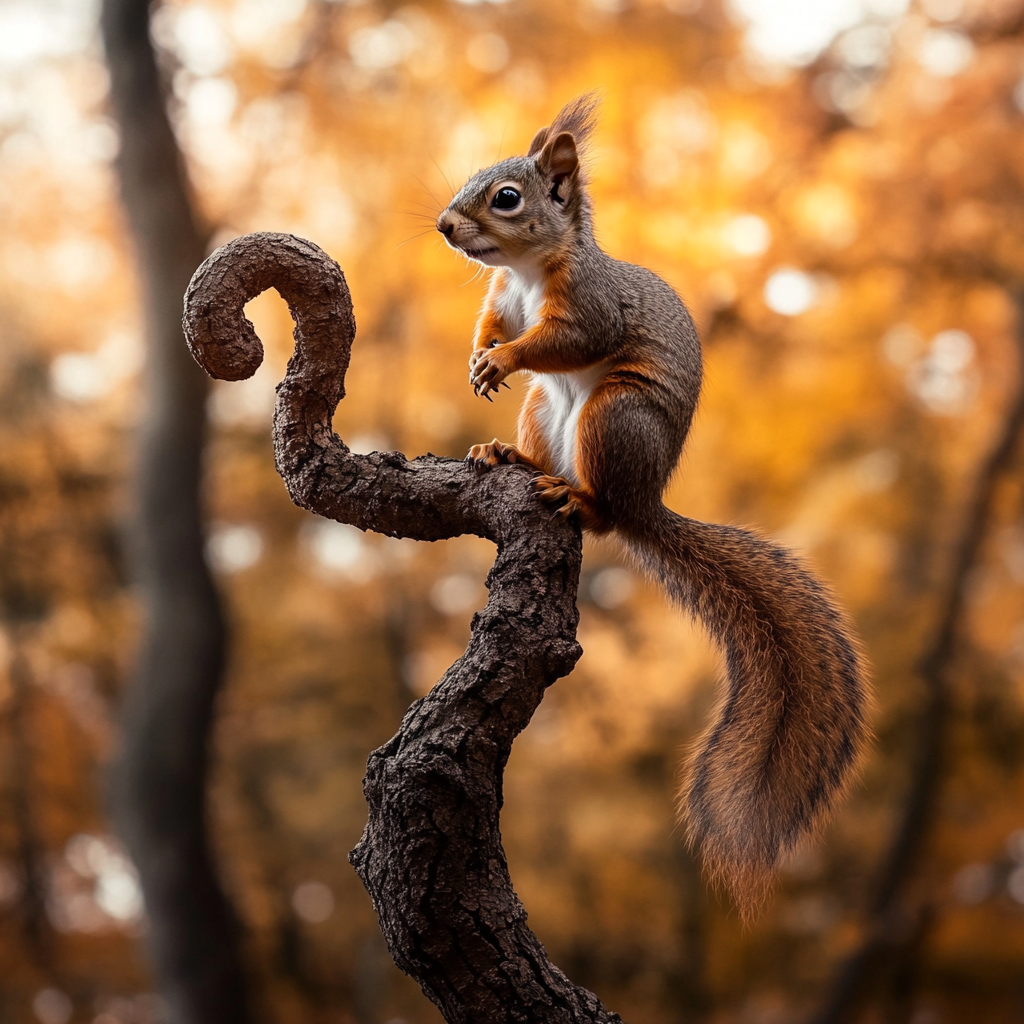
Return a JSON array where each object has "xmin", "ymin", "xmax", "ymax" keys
[{"xmin": 497, "ymin": 271, "xmax": 545, "ymax": 339}]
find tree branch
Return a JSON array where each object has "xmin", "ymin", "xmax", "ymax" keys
[{"xmin": 183, "ymin": 231, "xmax": 625, "ymax": 1024}]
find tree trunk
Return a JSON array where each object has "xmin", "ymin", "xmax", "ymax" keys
[
  {"xmin": 184, "ymin": 231, "xmax": 625, "ymax": 1024},
  {"xmin": 100, "ymin": 2, "xmax": 251, "ymax": 1021}
]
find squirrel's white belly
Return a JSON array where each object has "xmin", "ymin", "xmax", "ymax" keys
[
  {"xmin": 501, "ymin": 268, "xmax": 606, "ymax": 483},
  {"xmin": 534, "ymin": 364, "xmax": 608, "ymax": 485}
]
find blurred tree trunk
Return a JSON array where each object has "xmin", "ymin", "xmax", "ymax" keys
[
  {"xmin": 99, "ymin": 2, "xmax": 251, "ymax": 1022},
  {"xmin": 6, "ymin": 631, "xmax": 53, "ymax": 972},
  {"xmin": 807, "ymin": 290, "xmax": 1024, "ymax": 1024}
]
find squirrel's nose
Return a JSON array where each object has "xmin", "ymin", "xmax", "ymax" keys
[{"xmin": 436, "ymin": 214, "xmax": 455, "ymax": 239}]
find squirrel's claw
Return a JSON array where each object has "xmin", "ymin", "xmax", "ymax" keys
[{"xmin": 472, "ymin": 378, "xmax": 500, "ymax": 400}]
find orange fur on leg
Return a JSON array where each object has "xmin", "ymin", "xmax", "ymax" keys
[
  {"xmin": 514, "ymin": 383, "xmax": 555, "ymax": 475},
  {"xmin": 473, "ymin": 271, "xmax": 510, "ymax": 350}
]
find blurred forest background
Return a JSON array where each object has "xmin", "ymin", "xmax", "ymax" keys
[{"xmin": 3, "ymin": 0, "xmax": 1024, "ymax": 1021}]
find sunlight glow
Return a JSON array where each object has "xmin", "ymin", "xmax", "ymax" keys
[
  {"xmin": 292, "ymin": 881, "xmax": 335, "ymax": 923},
  {"xmin": 921, "ymin": 0, "xmax": 965, "ymax": 19},
  {"xmin": 430, "ymin": 573, "xmax": 484, "ymax": 615},
  {"xmin": 835, "ymin": 24, "xmax": 891, "ymax": 69},
  {"xmin": 728, "ymin": 0, "xmax": 910, "ymax": 66},
  {"xmin": 349, "ymin": 20, "xmax": 417, "ymax": 70},
  {"xmin": 764, "ymin": 268, "xmax": 819, "ymax": 315},
  {"xmin": 722, "ymin": 214, "xmax": 771, "ymax": 257},
  {"xmin": 589, "ymin": 568, "xmax": 636, "ymax": 610},
  {"xmin": 452, "ymin": 0, "xmax": 513, "ymax": 9},
  {"xmin": 917, "ymin": 29, "xmax": 974, "ymax": 77},
  {"xmin": 906, "ymin": 329, "xmax": 977, "ymax": 415},
  {"xmin": 207, "ymin": 523, "xmax": 264, "ymax": 573},
  {"xmin": 881, "ymin": 323, "xmax": 922, "ymax": 367},
  {"xmin": 184, "ymin": 76, "xmax": 238, "ymax": 127},
  {"xmin": 50, "ymin": 330, "xmax": 141, "ymax": 403},
  {"xmin": 151, "ymin": 2, "xmax": 232, "ymax": 76},
  {"xmin": 466, "ymin": 33, "xmax": 510, "ymax": 73},
  {"xmin": 303, "ymin": 520, "xmax": 378, "ymax": 582},
  {"xmin": 51, "ymin": 834, "xmax": 144, "ymax": 935},
  {"xmin": 32, "ymin": 989, "xmax": 72, "ymax": 1024},
  {"xmin": 0, "ymin": 0, "xmax": 97, "ymax": 69}
]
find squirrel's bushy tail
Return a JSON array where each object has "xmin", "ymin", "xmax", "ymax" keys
[{"xmin": 621, "ymin": 506, "xmax": 868, "ymax": 918}]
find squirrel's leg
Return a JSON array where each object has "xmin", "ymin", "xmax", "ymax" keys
[
  {"xmin": 467, "ymin": 384, "xmax": 551, "ymax": 472},
  {"xmin": 513, "ymin": 383, "xmax": 554, "ymax": 471},
  {"xmin": 530, "ymin": 380, "xmax": 611, "ymax": 530},
  {"xmin": 533, "ymin": 379, "xmax": 682, "ymax": 534}
]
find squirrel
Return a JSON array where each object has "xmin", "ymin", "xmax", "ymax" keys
[{"xmin": 435, "ymin": 95, "xmax": 868, "ymax": 916}]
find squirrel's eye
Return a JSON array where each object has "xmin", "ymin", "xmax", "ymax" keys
[{"xmin": 492, "ymin": 187, "xmax": 522, "ymax": 211}]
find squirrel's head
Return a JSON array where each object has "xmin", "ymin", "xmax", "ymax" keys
[{"xmin": 436, "ymin": 94, "xmax": 598, "ymax": 272}]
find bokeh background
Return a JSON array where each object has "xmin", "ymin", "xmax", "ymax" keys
[{"xmin": 3, "ymin": 0, "xmax": 1024, "ymax": 1021}]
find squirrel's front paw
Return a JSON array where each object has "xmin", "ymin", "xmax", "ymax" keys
[{"xmin": 469, "ymin": 348, "xmax": 511, "ymax": 399}]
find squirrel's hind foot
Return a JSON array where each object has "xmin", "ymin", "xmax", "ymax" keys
[
  {"xmin": 532, "ymin": 475, "xmax": 604, "ymax": 531},
  {"xmin": 466, "ymin": 439, "xmax": 542, "ymax": 473}
]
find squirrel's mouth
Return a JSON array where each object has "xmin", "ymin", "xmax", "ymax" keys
[{"xmin": 461, "ymin": 245, "xmax": 500, "ymax": 260}]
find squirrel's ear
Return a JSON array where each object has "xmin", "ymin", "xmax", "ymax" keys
[
  {"xmin": 535, "ymin": 131, "xmax": 578, "ymax": 183},
  {"xmin": 527, "ymin": 126, "xmax": 549, "ymax": 157}
]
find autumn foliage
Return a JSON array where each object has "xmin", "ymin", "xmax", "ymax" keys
[{"xmin": 2, "ymin": 0, "xmax": 1024, "ymax": 1022}]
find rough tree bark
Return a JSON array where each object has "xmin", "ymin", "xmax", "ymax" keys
[
  {"xmin": 183, "ymin": 231, "xmax": 625, "ymax": 1024},
  {"xmin": 807, "ymin": 291, "xmax": 1024, "ymax": 1024},
  {"xmin": 100, "ymin": 2, "xmax": 251, "ymax": 1022}
]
